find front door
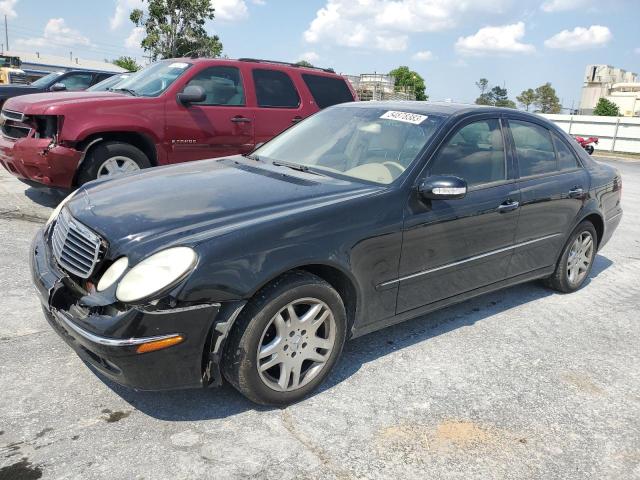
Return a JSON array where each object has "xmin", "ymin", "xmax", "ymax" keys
[
  {"xmin": 396, "ymin": 117, "xmax": 520, "ymax": 313},
  {"xmin": 505, "ymin": 119, "xmax": 590, "ymax": 277},
  {"xmin": 167, "ymin": 65, "xmax": 254, "ymax": 163}
]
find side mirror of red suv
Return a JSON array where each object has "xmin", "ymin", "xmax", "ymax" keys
[{"xmin": 177, "ymin": 85, "xmax": 206, "ymax": 106}]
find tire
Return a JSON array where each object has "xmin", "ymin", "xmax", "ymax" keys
[
  {"xmin": 222, "ymin": 271, "xmax": 347, "ymax": 406},
  {"xmin": 77, "ymin": 141, "xmax": 151, "ymax": 185},
  {"xmin": 544, "ymin": 221, "xmax": 597, "ymax": 293}
]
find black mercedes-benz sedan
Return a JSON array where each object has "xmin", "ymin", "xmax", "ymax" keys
[{"xmin": 31, "ymin": 102, "xmax": 622, "ymax": 405}]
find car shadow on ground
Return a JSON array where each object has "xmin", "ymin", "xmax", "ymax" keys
[
  {"xmin": 99, "ymin": 254, "xmax": 613, "ymax": 421},
  {"xmin": 24, "ymin": 186, "xmax": 66, "ymax": 208}
]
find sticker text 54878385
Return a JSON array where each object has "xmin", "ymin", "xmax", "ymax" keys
[{"xmin": 380, "ymin": 111, "xmax": 428, "ymax": 125}]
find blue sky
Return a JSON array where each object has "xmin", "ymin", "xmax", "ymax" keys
[{"xmin": 2, "ymin": 0, "xmax": 637, "ymax": 109}]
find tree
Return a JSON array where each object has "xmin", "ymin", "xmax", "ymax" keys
[
  {"xmin": 130, "ymin": 0, "xmax": 223, "ymax": 61},
  {"xmin": 491, "ymin": 86, "xmax": 516, "ymax": 108},
  {"xmin": 533, "ymin": 82, "xmax": 562, "ymax": 113},
  {"xmin": 474, "ymin": 78, "xmax": 493, "ymax": 105},
  {"xmin": 593, "ymin": 97, "xmax": 620, "ymax": 116},
  {"xmin": 389, "ymin": 66, "xmax": 427, "ymax": 101},
  {"xmin": 295, "ymin": 60, "xmax": 314, "ymax": 68},
  {"xmin": 111, "ymin": 56, "xmax": 141, "ymax": 72},
  {"xmin": 516, "ymin": 88, "xmax": 537, "ymax": 111}
]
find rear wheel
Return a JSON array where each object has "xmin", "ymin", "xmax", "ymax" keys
[
  {"xmin": 77, "ymin": 141, "xmax": 151, "ymax": 185},
  {"xmin": 545, "ymin": 221, "xmax": 597, "ymax": 293},
  {"xmin": 222, "ymin": 271, "xmax": 347, "ymax": 406}
]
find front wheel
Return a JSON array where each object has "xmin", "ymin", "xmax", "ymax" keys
[
  {"xmin": 545, "ymin": 221, "xmax": 597, "ymax": 293},
  {"xmin": 77, "ymin": 141, "xmax": 151, "ymax": 185},
  {"xmin": 222, "ymin": 271, "xmax": 347, "ymax": 406}
]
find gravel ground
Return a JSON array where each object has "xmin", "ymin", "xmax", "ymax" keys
[{"xmin": 0, "ymin": 158, "xmax": 638, "ymax": 480}]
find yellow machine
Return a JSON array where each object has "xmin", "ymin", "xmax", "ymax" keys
[{"xmin": 0, "ymin": 55, "xmax": 29, "ymax": 85}]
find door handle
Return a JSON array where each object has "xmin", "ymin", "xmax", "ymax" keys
[
  {"xmin": 291, "ymin": 116, "xmax": 303, "ymax": 124},
  {"xmin": 497, "ymin": 200, "xmax": 520, "ymax": 213},
  {"xmin": 231, "ymin": 116, "xmax": 252, "ymax": 123},
  {"xmin": 568, "ymin": 187, "xmax": 584, "ymax": 198}
]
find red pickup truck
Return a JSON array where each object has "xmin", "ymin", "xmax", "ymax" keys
[{"xmin": 0, "ymin": 58, "xmax": 356, "ymax": 188}]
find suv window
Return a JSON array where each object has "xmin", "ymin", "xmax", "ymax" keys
[
  {"xmin": 301, "ymin": 74, "xmax": 353, "ymax": 108},
  {"xmin": 510, "ymin": 120, "xmax": 557, "ymax": 177},
  {"xmin": 94, "ymin": 73, "xmax": 112, "ymax": 84},
  {"xmin": 185, "ymin": 66, "xmax": 245, "ymax": 106},
  {"xmin": 253, "ymin": 69, "xmax": 300, "ymax": 108},
  {"xmin": 552, "ymin": 132, "xmax": 580, "ymax": 170},
  {"xmin": 59, "ymin": 72, "xmax": 93, "ymax": 90},
  {"xmin": 429, "ymin": 118, "xmax": 506, "ymax": 187}
]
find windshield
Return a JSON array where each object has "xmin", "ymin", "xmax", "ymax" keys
[
  {"xmin": 31, "ymin": 72, "xmax": 63, "ymax": 88},
  {"xmin": 87, "ymin": 74, "xmax": 129, "ymax": 92},
  {"xmin": 112, "ymin": 61, "xmax": 192, "ymax": 97},
  {"xmin": 254, "ymin": 106, "xmax": 443, "ymax": 184}
]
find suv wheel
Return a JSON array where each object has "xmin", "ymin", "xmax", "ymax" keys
[
  {"xmin": 545, "ymin": 220, "xmax": 597, "ymax": 293},
  {"xmin": 222, "ymin": 271, "xmax": 347, "ymax": 406},
  {"xmin": 77, "ymin": 141, "xmax": 151, "ymax": 185}
]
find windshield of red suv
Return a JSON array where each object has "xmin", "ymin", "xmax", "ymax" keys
[
  {"xmin": 112, "ymin": 60, "xmax": 192, "ymax": 97},
  {"xmin": 254, "ymin": 106, "xmax": 443, "ymax": 185}
]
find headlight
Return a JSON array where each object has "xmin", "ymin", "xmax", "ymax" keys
[
  {"xmin": 97, "ymin": 257, "xmax": 128, "ymax": 292},
  {"xmin": 115, "ymin": 247, "xmax": 197, "ymax": 303},
  {"xmin": 46, "ymin": 190, "xmax": 77, "ymax": 226}
]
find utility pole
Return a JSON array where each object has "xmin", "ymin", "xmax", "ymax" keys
[{"xmin": 4, "ymin": 15, "xmax": 8, "ymax": 52}]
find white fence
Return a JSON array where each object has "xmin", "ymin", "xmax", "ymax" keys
[{"xmin": 540, "ymin": 114, "xmax": 640, "ymax": 154}]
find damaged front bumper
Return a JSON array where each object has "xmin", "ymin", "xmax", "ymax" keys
[
  {"xmin": 30, "ymin": 226, "xmax": 242, "ymax": 391},
  {"xmin": 0, "ymin": 135, "xmax": 80, "ymax": 189}
]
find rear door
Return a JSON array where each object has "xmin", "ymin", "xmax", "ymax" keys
[
  {"xmin": 396, "ymin": 116, "xmax": 520, "ymax": 313},
  {"xmin": 505, "ymin": 118, "xmax": 589, "ymax": 277},
  {"xmin": 250, "ymin": 68, "xmax": 307, "ymax": 144},
  {"xmin": 167, "ymin": 65, "xmax": 254, "ymax": 162}
]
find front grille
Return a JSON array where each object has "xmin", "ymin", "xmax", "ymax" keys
[
  {"xmin": 51, "ymin": 209, "xmax": 103, "ymax": 278},
  {"xmin": 8, "ymin": 73, "xmax": 29, "ymax": 85},
  {"xmin": 1, "ymin": 109, "xmax": 24, "ymax": 122}
]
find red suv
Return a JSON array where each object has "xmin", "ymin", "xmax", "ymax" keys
[{"xmin": 0, "ymin": 58, "xmax": 356, "ymax": 188}]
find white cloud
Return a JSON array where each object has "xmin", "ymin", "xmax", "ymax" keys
[
  {"xmin": 304, "ymin": 0, "xmax": 509, "ymax": 52},
  {"xmin": 541, "ymin": 0, "xmax": 591, "ymax": 12},
  {"xmin": 0, "ymin": 0, "xmax": 17, "ymax": 18},
  {"xmin": 251, "ymin": 0, "xmax": 265, "ymax": 4},
  {"xmin": 544, "ymin": 25, "xmax": 612, "ymax": 50},
  {"xmin": 635, "ymin": 47, "xmax": 640, "ymax": 55},
  {"xmin": 455, "ymin": 22, "xmax": 535, "ymax": 56},
  {"xmin": 110, "ymin": 0, "xmax": 143, "ymax": 30},
  {"xmin": 15, "ymin": 18, "xmax": 92, "ymax": 48},
  {"xmin": 215, "ymin": 0, "xmax": 249, "ymax": 21},
  {"xmin": 125, "ymin": 26, "xmax": 145, "ymax": 49},
  {"xmin": 299, "ymin": 51, "xmax": 319, "ymax": 63},
  {"xmin": 412, "ymin": 50, "xmax": 434, "ymax": 61}
]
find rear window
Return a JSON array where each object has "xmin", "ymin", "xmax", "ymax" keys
[
  {"xmin": 302, "ymin": 74, "xmax": 353, "ymax": 109},
  {"xmin": 253, "ymin": 69, "xmax": 300, "ymax": 108}
]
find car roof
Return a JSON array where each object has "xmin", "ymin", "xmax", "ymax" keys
[
  {"xmin": 338, "ymin": 101, "xmax": 515, "ymax": 117},
  {"xmin": 165, "ymin": 57, "xmax": 341, "ymax": 76}
]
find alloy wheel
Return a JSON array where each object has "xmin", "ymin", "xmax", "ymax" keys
[
  {"xmin": 567, "ymin": 231, "xmax": 594, "ymax": 286},
  {"xmin": 257, "ymin": 297, "xmax": 336, "ymax": 392},
  {"xmin": 97, "ymin": 156, "xmax": 140, "ymax": 178}
]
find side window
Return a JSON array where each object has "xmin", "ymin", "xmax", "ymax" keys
[
  {"xmin": 429, "ymin": 118, "xmax": 506, "ymax": 187},
  {"xmin": 185, "ymin": 66, "xmax": 245, "ymax": 106},
  {"xmin": 552, "ymin": 132, "xmax": 580, "ymax": 170},
  {"xmin": 94, "ymin": 73, "xmax": 112, "ymax": 84},
  {"xmin": 301, "ymin": 74, "xmax": 353, "ymax": 109},
  {"xmin": 59, "ymin": 73, "xmax": 94, "ymax": 90},
  {"xmin": 510, "ymin": 120, "xmax": 557, "ymax": 177},
  {"xmin": 253, "ymin": 69, "xmax": 300, "ymax": 108}
]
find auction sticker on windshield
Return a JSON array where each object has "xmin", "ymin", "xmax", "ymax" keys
[
  {"xmin": 168, "ymin": 62, "xmax": 189, "ymax": 69},
  {"xmin": 380, "ymin": 111, "xmax": 428, "ymax": 125}
]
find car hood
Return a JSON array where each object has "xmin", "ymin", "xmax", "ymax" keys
[
  {"xmin": 0, "ymin": 84, "xmax": 42, "ymax": 101},
  {"xmin": 66, "ymin": 157, "xmax": 381, "ymax": 258},
  {"xmin": 3, "ymin": 91, "xmax": 127, "ymax": 114}
]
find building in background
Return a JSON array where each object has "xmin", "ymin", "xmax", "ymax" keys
[
  {"xmin": 580, "ymin": 64, "xmax": 640, "ymax": 116},
  {"xmin": 2, "ymin": 51, "xmax": 126, "ymax": 83},
  {"xmin": 346, "ymin": 73, "xmax": 415, "ymax": 101}
]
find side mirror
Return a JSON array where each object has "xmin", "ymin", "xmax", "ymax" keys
[
  {"xmin": 177, "ymin": 85, "xmax": 206, "ymax": 105},
  {"xmin": 418, "ymin": 175, "xmax": 467, "ymax": 200},
  {"xmin": 50, "ymin": 83, "xmax": 67, "ymax": 92}
]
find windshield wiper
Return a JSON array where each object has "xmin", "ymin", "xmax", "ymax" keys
[
  {"xmin": 272, "ymin": 160, "xmax": 318, "ymax": 174},
  {"xmin": 243, "ymin": 153, "xmax": 261, "ymax": 161},
  {"xmin": 110, "ymin": 87, "xmax": 139, "ymax": 96}
]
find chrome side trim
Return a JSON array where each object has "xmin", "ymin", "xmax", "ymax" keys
[
  {"xmin": 607, "ymin": 211, "xmax": 622, "ymax": 223},
  {"xmin": 53, "ymin": 309, "xmax": 180, "ymax": 347},
  {"xmin": 379, "ymin": 233, "xmax": 562, "ymax": 288}
]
